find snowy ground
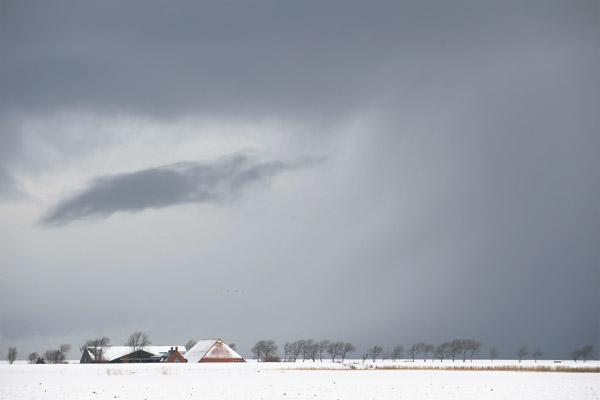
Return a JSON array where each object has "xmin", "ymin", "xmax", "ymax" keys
[{"xmin": 0, "ymin": 360, "xmax": 598, "ymax": 399}]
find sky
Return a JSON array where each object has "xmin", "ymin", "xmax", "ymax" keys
[{"xmin": 1, "ymin": 1, "xmax": 598, "ymax": 361}]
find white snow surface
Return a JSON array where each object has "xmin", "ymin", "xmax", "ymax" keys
[{"xmin": 0, "ymin": 360, "xmax": 598, "ymax": 399}]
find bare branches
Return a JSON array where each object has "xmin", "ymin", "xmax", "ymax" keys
[
  {"xmin": 251, "ymin": 340, "xmax": 278, "ymax": 362},
  {"xmin": 391, "ymin": 345, "xmax": 404, "ymax": 362},
  {"xmin": 572, "ymin": 345, "xmax": 594, "ymax": 362},
  {"xmin": 326, "ymin": 341, "xmax": 344, "ymax": 362},
  {"xmin": 317, "ymin": 340, "xmax": 330, "ymax": 362},
  {"xmin": 125, "ymin": 332, "xmax": 151, "ymax": 352},
  {"xmin": 366, "ymin": 345, "xmax": 383, "ymax": 362},
  {"xmin": 532, "ymin": 348, "xmax": 543, "ymax": 362},
  {"xmin": 422, "ymin": 343, "xmax": 435, "ymax": 362},
  {"xmin": 435, "ymin": 342, "xmax": 451, "ymax": 362},
  {"xmin": 185, "ymin": 340, "xmax": 197, "ymax": 351},
  {"xmin": 6, "ymin": 347, "xmax": 17, "ymax": 364},
  {"xmin": 340, "ymin": 343, "xmax": 355, "ymax": 362},
  {"xmin": 409, "ymin": 343, "xmax": 421, "ymax": 362},
  {"xmin": 517, "ymin": 346, "xmax": 528, "ymax": 363},
  {"xmin": 82, "ymin": 337, "xmax": 110, "ymax": 361},
  {"xmin": 489, "ymin": 346, "xmax": 499, "ymax": 362},
  {"xmin": 27, "ymin": 352, "xmax": 39, "ymax": 364}
]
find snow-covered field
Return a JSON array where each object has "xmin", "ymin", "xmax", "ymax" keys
[{"xmin": 0, "ymin": 360, "xmax": 598, "ymax": 399}]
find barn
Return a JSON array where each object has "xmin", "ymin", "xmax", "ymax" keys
[
  {"xmin": 80, "ymin": 345, "xmax": 187, "ymax": 363},
  {"xmin": 184, "ymin": 339, "xmax": 245, "ymax": 363}
]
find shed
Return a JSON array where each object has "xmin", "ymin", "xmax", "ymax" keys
[
  {"xmin": 184, "ymin": 339, "xmax": 244, "ymax": 363},
  {"xmin": 80, "ymin": 345, "xmax": 187, "ymax": 363}
]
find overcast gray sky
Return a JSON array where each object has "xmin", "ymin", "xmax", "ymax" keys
[{"xmin": 1, "ymin": 1, "xmax": 598, "ymax": 361}]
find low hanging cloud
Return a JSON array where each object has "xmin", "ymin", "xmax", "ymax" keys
[{"xmin": 40, "ymin": 154, "xmax": 319, "ymax": 226}]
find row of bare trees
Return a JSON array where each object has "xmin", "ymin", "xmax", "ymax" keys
[
  {"xmin": 248, "ymin": 340, "xmax": 596, "ymax": 363},
  {"xmin": 361, "ymin": 339, "xmax": 483, "ymax": 363},
  {"xmin": 359, "ymin": 342, "xmax": 596, "ymax": 363},
  {"xmin": 251, "ymin": 340, "xmax": 356, "ymax": 362},
  {"xmin": 571, "ymin": 345, "xmax": 594, "ymax": 362},
  {"xmin": 22, "ymin": 344, "xmax": 71, "ymax": 364}
]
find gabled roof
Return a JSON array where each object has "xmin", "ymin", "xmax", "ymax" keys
[
  {"xmin": 86, "ymin": 346, "xmax": 186, "ymax": 362},
  {"xmin": 184, "ymin": 339, "xmax": 243, "ymax": 363}
]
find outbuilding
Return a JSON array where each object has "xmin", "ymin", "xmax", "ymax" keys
[
  {"xmin": 184, "ymin": 339, "xmax": 244, "ymax": 363},
  {"xmin": 80, "ymin": 345, "xmax": 187, "ymax": 363}
]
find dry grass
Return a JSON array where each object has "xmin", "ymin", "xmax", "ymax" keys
[
  {"xmin": 106, "ymin": 368, "xmax": 136, "ymax": 376},
  {"xmin": 160, "ymin": 366, "xmax": 172, "ymax": 375},
  {"xmin": 372, "ymin": 365, "xmax": 600, "ymax": 373},
  {"xmin": 280, "ymin": 362, "xmax": 599, "ymax": 373}
]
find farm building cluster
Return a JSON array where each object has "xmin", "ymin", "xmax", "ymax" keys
[{"xmin": 80, "ymin": 339, "xmax": 244, "ymax": 364}]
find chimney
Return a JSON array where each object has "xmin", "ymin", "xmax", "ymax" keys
[
  {"xmin": 175, "ymin": 347, "xmax": 178, "ymax": 351},
  {"xmin": 171, "ymin": 347, "xmax": 173, "ymax": 350}
]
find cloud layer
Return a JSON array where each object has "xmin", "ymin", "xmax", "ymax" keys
[
  {"xmin": 41, "ymin": 155, "xmax": 316, "ymax": 226},
  {"xmin": 0, "ymin": 1, "xmax": 598, "ymax": 359}
]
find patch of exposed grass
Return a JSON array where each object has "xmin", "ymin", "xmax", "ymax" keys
[
  {"xmin": 372, "ymin": 365, "xmax": 600, "ymax": 373},
  {"xmin": 106, "ymin": 368, "xmax": 136, "ymax": 376}
]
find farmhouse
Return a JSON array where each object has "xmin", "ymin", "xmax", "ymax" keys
[
  {"xmin": 150, "ymin": 347, "xmax": 187, "ymax": 363},
  {"xmin": 80, "ymin": 345, "xmax": 187, "ymax": 363},
  {"xmin": 184, "ymin": 339, "xmax": 245, "ymax": 363}
]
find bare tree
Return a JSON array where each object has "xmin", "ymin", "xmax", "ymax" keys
[
  {"xmin": 408, "ymin": 343, "xmax": 421, "ymax": 362},
  {"xmin": 284, "ymin": 340, "xmax": 305, "ymax": 362},
  {"xmin": 126, "ymin": 331, "xmax": 151, "ymax": 351},
  {"xmin": 251, "ymin": 341, "xmax": 264, "ymax": 361},
  {"xmin": 283, "ymin": 342, "xmax": 294, "ymax": 361},
  {"xmin": 489, "ymin": 346, "xmax": 499, "ymax": 362},
  {"xmin": 6, "ymin": 347, "xmax": 17, "ymax": 364},
  {"xmin": 251, "ymin": 340, "xmax": 277, "ymax": 362},
  {"xmin": 229, "ymin": 343, "xmax": 237, "ymax": 351},
  {"xmin": 456, "ymin": 339, "xmax": 477, "ymax": 362},
  {"xmin": 381, "ymin": 350, "xmax": 390, "ymax": 362},
  {"xmin": 28, "ymin": 352, "xmax": 39, "ymax": 364},
  {"xmin": 532, "ymin": 348, "xmax": 543, "ymax": 363},
  {"xmin": 391, "ymin": 345, "xmax": 404, "ymax": 362},
  {"xmin": 435, "ymin": 342, "xmax": 451, "ymax": 362},
  {"xmin": 291, "ymin": 340, "xmax": 306, "ymax": 362},
  {"xmin": 466, "ymin": 339, "xmax": 481, "ymax": 362},
  {"xmin": 326, "ymin": 341, "xmax": 344, "ymax": 362},
  {"xmin": 422, "ymin": 343, "xmax": 435, "ymax": 362},
  {"xmin": 361, "ymin": 350, "xmax": 369, "ymax": 363},
  {"xmin": 185, "ymin": 340, "xmax": 197, "ymax": 351},
  {"xmin": 318, "ymin": 340, "xmax": 330, "ymax": 362},
  {"xmin": 340, "ymin": 343, "xmax": 355, "ymax": 362},
  {"xmin": 81, "ymin": 337, "xmax": 110, "ymax": 361},
  {"xmin": 43, "ymin": 349, "xmax": 64, "ymax": 364},
  {"xmin": 449, "ymin": 339, "xmax": 463, "ymax": 362},
  {"xmin": 572, "ymin": 345, "xmax": 594, "ymax": 362},
  {"xmin": 369, "ymin": 345, "xmax": 383, "ymax": 362},
  {"xmin": 303, "ymin": 339, "xmax": 319, "ymax": 362},
  {"xmin": 581, "ymin": 345, "xmax": 594, "ymax": 362},
  {"xmin": 517, "ymin": 346, "xmax": 528, "ymax": 363},
  {"xmin": 59, "ymin": 344, "xmax": 71, "ymax": 360}
]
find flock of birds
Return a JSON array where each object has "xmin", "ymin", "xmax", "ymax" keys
[{"xmin": 215, "ymin": 289, "xmax": 246, "ymax": 293}]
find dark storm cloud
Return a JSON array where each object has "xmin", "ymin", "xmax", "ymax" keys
[
  {"xmin": 2, "ymin": 1, "xmax": 595, "ymax": 121},
  {"xmin": 1, "ymin": 0, "xmax": 599, "ymax": 360},
  {"xmin": 41, "ymin": 155, "xmax": 318, "ymax": 226}
]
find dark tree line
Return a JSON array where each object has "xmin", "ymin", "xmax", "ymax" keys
[
  {"xmin": 571, "ymin": 345, "xmax": 594, "ymax": 362},
  {"xmin": 254, "ymin": 339, "xmax": 355, "ymax": 362},
  {"xmin": 251, "ymin": 339, "xmax": 596, "ymax": 364}
]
